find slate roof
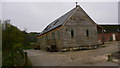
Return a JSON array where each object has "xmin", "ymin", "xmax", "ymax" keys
[
  {"xmin": 39, "ymin": 6, "xmax": 77, "ymax": 36},
  {"xmin": 97, "ymin": 25, "xmax": 120, "ymax": 33}
]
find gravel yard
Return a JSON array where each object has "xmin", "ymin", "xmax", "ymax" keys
[{"xmin": 24, "ymin": 42, "xmax": 119, "ymax": 66}]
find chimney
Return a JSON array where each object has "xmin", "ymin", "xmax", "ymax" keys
[{"xmin": 75, "ymin": 2, "xmax": 78, "ymax": 7}]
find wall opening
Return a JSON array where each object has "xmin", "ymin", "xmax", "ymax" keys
[
  {"xmin": 86, "ymin": 30, "xmax": 89, "ymax": 36},
  {"xmin": 71, "ymin": 30, "xmax": 74, "ymax": 38}
]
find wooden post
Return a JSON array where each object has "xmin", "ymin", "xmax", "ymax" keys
[{"xmin": 24, "ymin": 52, "xmax": 28, "ymax": 65}]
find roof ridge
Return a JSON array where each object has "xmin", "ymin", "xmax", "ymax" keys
[{"xmin": 62, "ymin": 6, "xmax": 79, "ymax": 26}]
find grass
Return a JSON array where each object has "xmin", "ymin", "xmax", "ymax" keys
[
  {"xmin": 2, "ymin": 50, "xmax": 32, "ymax": 67},
  {"xmin": 27, "ymin": 58, "xmax": 32, "ymax": 67},
  {"xmin": 21, "ymin": 46, "xmax": 33, "ymax": 50}
]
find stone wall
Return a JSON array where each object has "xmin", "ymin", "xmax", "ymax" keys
[
  {"xmin": 62, "ymin": 6, "xmax": 99, "ymax": 47},
  {"xmin": 37, "ymin": 27, "xmax": 63, "ymax": 50},
  {"xmin": 37, "ymin": 6, "xmax": 99, "ymax": 51}
]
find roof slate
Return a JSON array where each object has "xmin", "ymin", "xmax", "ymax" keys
[
  {"xmin": 39, "ymin": 7, "xmax": 77, "ymax": 36},
  {"xmin": 98, "ymin": 25, "xmax": 120, "ymax": 33}
]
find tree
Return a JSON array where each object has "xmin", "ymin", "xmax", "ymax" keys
[
  {"xmin": 2, "ymin": 20, "xmax": 24, "ymax": 50},
  {"xmin": 2, "ymin": 20, "xmax": 25, "ymax": 66}
]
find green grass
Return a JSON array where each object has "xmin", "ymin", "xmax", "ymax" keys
[
  {"xmin": 21, "ymin": 46, "xmax": 33, "ymax": 50},
  {"xmin": 2, "ymin": 50, "xmax": 32, "ymax": 67},
  {"xmin": 27, "ymin": 59, "xmax": 32, "ymax": 67}
]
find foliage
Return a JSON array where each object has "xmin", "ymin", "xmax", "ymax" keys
[
  {"xmin": 2, "ymin": 22, "xmax": 24, "ymax": 50},
  {"xmin": 21, "ymin": 45, "xmax": 33, "ymax": 50},
  {"xmin": 21, "ymin": 31, "xmax": 39, "ymax": 49},
  {"xmin": 2, "ymin": 20, "xmax": 38, "ymax": 66},
  {"xmin": 28, "ymin": 32, "xmax": 39, "ymax": 43},
  {"xmin": 2, "ymin": 21, "xmax": 25, "ymax": 66}
]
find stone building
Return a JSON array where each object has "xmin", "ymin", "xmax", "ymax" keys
[{"xmin": 37, "ymin": 5, "xmax": 100, "ymax": 51}]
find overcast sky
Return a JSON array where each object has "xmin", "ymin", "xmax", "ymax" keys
[{"xmin": 2, "ymin": 2, "xmax": 118, "ymax": 32}]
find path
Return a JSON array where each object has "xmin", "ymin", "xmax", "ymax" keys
[{"xmin": 24, "ymin": 42, "xmax": 119, "ymax": 66}]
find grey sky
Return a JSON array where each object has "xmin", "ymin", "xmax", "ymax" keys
[
  {"xmin": 118, "ymin": 2, "xmax": 120, "ymax": 24},
  {"xmin": 1, "ymin": 0, "xmax": 119, "ymax": 2},
  {"xmin": 0, "ymin": 2, "xmax": 2, "ymax": 20},
  {"xmin": 2, "ymin": 2, "xmax": 118, "ymax": 32}
]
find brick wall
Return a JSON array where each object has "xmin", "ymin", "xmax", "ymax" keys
[{"xmin": 98, "ymin": 33, "xmax": 120, "ymax": 42}]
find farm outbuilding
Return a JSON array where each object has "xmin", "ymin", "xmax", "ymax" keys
[
  {"xmin": 98, "ymin": 25, "xmax": 120, "ymax": 42},
  {"xmin": 37, "ymin": 5, "xmax": 101, "ymax": 51}
]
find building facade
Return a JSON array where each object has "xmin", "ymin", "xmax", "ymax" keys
[
  {"xmin": 98, "ymin": 25, "xmax": 120, "ymax": 42},
  {"xmin": 37, "ymin": 5, "xmax": 100, "ymax": 51}
]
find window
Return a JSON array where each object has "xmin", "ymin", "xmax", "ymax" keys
[
  {"xmin": 71, "ymin": 30, "xmax": 74, "ymax": 38},
  {"xmin": 44, "ymin": 25, "xmax": 51, "ymax": 30},
  {"xmin": 86, "ymin": 30, "xmax": 89, "ymax": 36},
  {"xmin": 54, "ymin": 19, "xmax": 59, "ymax": 25}
]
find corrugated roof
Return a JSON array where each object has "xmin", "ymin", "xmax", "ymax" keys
[{"xmin": 39, "ymin": 6, "xmax": 77, "ymax": 36}]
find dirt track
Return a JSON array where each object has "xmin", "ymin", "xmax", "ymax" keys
[{"xmin": 24, "ymin": 42, "xmax": 119, "ymax": 66}]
